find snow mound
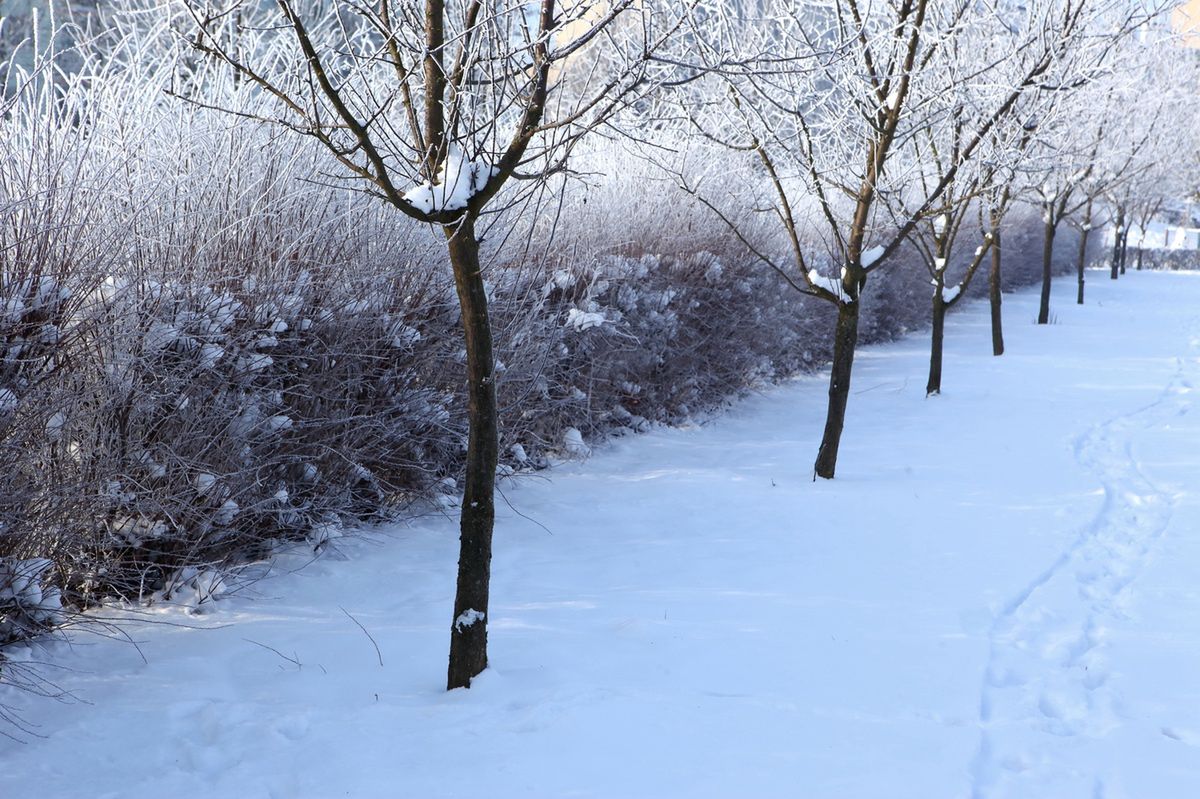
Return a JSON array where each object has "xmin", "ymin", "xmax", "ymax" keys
[{"xmin": 562, "ymin": 427, "xmax": 592, "ymax": 458}]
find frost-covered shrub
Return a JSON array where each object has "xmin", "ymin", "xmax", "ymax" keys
[
  {"xmin": 1137, "ymin": 247, "xmax": 1200, "ymax": 272},
  {"xmin": 14, "ymin": 250, "xmax": 470, "ymax": 605},
  {"xmin": 0, "ymin": 28, "xmax": 452, "ymax": 614},
  {"xmin": 0, "ymin": 559, "xmax": 64, "ymax": 646}
]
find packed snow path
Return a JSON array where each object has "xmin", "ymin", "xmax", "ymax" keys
[{"xmin": 5, "ymin": 272, "xmax": 1200, "ymax": 799}]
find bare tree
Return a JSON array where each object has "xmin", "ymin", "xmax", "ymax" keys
[
  {"xmin": 1024, "ymin": 114, "xmax": 1104, "ymax": 323},
  {"xmin": 181, "ymin": 0, "xmax": 670, "ymax": 689},
  {"xmin": 1102, "ymin": 39, "xmax": 1200, "ymax": 277},
  {"xmin": 1028, "ymin": 91, "xmax": 1152, "ymax": 318},
  {"xmin": 674, "ymin": 0, "xmax": 1136, "ymax": 478},
  {"xmin": 899, "ymin": 139, "xmax": 998, "ymax": 396},
  {"xmin": 1061, "ymin": 41, "xmax": 1173, "ymax": 295},
  {"xmin": 1073, "ymin": 124, "xmax": 1149, "ymax": 298},
  {"xmin": 887, "ymin": 18, "xmax": 1045, "ymax": 393},
  {"xmin": 980, "ymin": 119, "xmax": 1038, "ymax": 357}
]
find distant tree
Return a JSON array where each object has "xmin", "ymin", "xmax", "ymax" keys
[
  {"xmin": 1024, "ymin": 111, "xmax": 1105, "ymax": 322},
  {"xmin": 1019, "ymin": 24, "xmax": 1192, "ymax": 314},
  {"xmin": 1102, "ymin": 40, "xmax": 1200, "ymax": 277},
  {"xmin": 888, "ymin": 19, "xmax": 1043, "ymax": 392},
  {"xmin": 898, "ymin": 136, "xmax": 1001, "ymax": 395},
  {"xmin": 675, "ymin": 0, "xmax": 1141, "ymax": 478},
  {"xmin": 979, "ymin": 118, "xmax": 1037, "ymax": 357}
]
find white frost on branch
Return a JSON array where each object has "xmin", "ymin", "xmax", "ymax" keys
[
  {"xmin": 403, "ymin": 146, "xmax": 499, "ymax": 214},
  {"xmin": 566, "ymin": 308, "xmax": 606, "ymax": 331}
]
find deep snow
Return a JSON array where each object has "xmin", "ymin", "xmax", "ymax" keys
[{"xmin": 4, "ymin": 271, "xmax": 1200, "ymax": 799}]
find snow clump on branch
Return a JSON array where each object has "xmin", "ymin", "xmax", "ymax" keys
[{"xmin": 403, "ymin": 146, "xmax": 499, "ymax": 214}]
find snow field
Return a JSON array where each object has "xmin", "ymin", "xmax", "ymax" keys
[{"xmin": 3, "ymin": 271, "xmax": 1200, "ymax": 798}]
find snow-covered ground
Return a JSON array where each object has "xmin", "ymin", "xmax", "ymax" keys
[{"xmin": 5, "ymin": 271, "xmax": 1200, "ymax": 799}]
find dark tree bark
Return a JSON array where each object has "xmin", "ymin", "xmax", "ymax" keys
[
  {"xmin": 1076, "ymin": 200, "xmax": 1092, "ymax": 305},
  {"xmin": 1137, "ymin": 246, "xmax": 1144, "ymax": 271},
  {"xmin": 1038, "ymin": 211, "xmax": 1056, "ymax": 325},
  {"xmin": 927, "ymin": 292, "xmax": 947, "ymax": 395},
  {"xmin": 923, "ymin": 234, "xmax": 988, "ymax": 395},
  {"xmin": 1076, "ymin": 228, "xmax": 1089, "ymax": 304},
  {"xmin": 814, "ymin": 300, "xmax": 860, "ymax": 479},
  {"xmin": 989, "ymin": 223, "xmax": 1004, "ymax": 356},
  {"xmin": 1111, "ymin": 206, "xmax": 1124, "ymax": 280},
  {"xmin": 1119, "ymin": 234, "xmax": 1128, "ymax": 275},
  {"xmin": 445, "ymin": 217, "xmax": 499, "ymax": 690}
]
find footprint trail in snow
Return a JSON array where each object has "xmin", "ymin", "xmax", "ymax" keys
[{"xmin": 969, "ymin": 340, "xmax": 1199, "ymax": 798}]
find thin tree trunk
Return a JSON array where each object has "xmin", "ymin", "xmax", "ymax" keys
[
  {"xmin": 989, "ymin": 226, "xmax": 1004, "ymax": 356},
  {"xmin": 1119, "ymin": 234, "xmax": 1128, "ymax": 275},
  {"xmin": 445, "ymin": 217, "xmax": 498, "ymax": 691},
  {"xmin": 927, "ymin": 292, "xmax": 946, "ymax": 396},
  {"xmin": 1076, "ymin": 202, "xmax": 1092, "ymax": 305},
  {"xmin": 1076, "ymin": 229, "xmax": 1088, "ymax": 304},
  {"xmin": 814, "ymin": 301, "xmax": 860, "ymax": 479},
  {"xmin": 1037, "ymin": 214, "xmax": 1056, "ymax": 325},
  {"xmin": 1111, "ymin": 207, "xmax": 1124, "ymax": 280},
  {"xmin": 1137, "ymin": 246, "xmax": 1144, "ymax": 271}
]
